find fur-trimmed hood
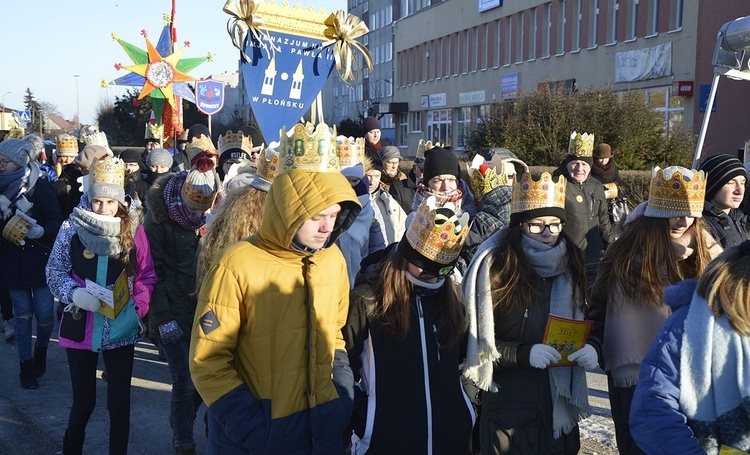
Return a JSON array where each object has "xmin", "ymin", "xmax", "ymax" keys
[{"xmin": 144, "ymin": 173, "xmax": 173, "ymax": 224}]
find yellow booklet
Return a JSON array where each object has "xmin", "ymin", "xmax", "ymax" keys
[
  {"xmin": 85, "ymin": 269, "xmax": 131, "ymax": 320},
  {"xmin": 541, "ymin": 314, "xmax": 593, "ymax": 367},
  {"xmin": 720, "ymin": 445, "xmax": 750, "ymax": 455}
]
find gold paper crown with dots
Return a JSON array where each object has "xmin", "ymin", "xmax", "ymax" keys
[
  {"xmin": 416, "ymin": 139, "xmax": 442, "ymax": 161},
  {"xmin": 568, "ymin": 131, "xmax": 594, "ymax": 157},
  {"xmin": 337, "ymin": 136, "xmax": 365, "ymax": 169},
  {"xmin": 144, "ymin": 122, "xmax": 164, "ymax": 142},
  {"xmin": 56, "ymin": 134, "xmax": 79, "ymax": 157},
  {"xmin": 405, "ymin": 196, "xmax": 471, "ymax": 271},
  {"xmin": 186, "ymin": 135, "xmax": 218, "ymax": 162},
  {"xmin": 511, "ymin": 172, "xmax": 566, "ymax": 215},
  {"xmin": 467, "ymin": 155, "xmax": 503, "ymax": 199},
  {"xmin": 89, "ymin": 156, "xmax": 125, "ymax": 188},
  {"xmin": 644, "ymin": 166, "xmax": 705, "ymax": 218},
  {"xmin": 218, "ymin": 130, "xmax": 253, "ymax": 155},
  {"xmin": 256, "ymin": 142, "xmax": 281, "ymax": 185},
  {"xmin": 279, "ymin": 122, "xmax": 340, "ymax": 173}
]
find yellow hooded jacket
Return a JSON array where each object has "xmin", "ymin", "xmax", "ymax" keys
[{"xmin": 190, "ymin": 170, "xmax": 361, "ymax": 454}]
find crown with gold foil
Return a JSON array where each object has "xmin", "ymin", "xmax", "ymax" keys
[
  {"xmin": 88, "ymin": 156, "xmax": 126, "ymax": 204},
  {"xmin": 56, "ymin": 134, "xmax": 79, "ymax": 157},
  {"xmin": 399, "ymin": 196, "xmax": 470, "ymax": 276},
  {"xmin": 568, "ymin": 131, "xmax": 594, "ymax": 158},
  {"xmin": 279, "ymin": 122, "xmax": 340, "ymax": 173},
  {"xmin": 252, "ymin": 141, "xmax": 282, "ymax": 192},
  {"xmin": 218, "ymin": 130, "xmax": 253, "ymax": 155},
  {"xmin": 337, "ymin": 136, "xmax": 365, "ymax": 169},
  {"xmin": 186, "ymin": 135, "xmax": 218, "ymax": 163},
  {"xmin": 145, "ymin": 122, "xmax": 164, "ymax": 143},
  {"xmin": 644, "ymin": 166, "xmax": 705, "ymax": 218},
  {"xmin": 416, "ymin": 139, "xmax": 442, "ymax": 161},
  {"xmin": 510, "ymin": 172, "xmax": 567, "ymax": 223},
  {"xmin": 467, "ymin": 154, "xmax": 503, "ymax": 199}
]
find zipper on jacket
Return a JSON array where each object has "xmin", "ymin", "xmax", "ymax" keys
[
  {"xmin": 519, "ymin": 308, "xmax": 529, "ymax": 339},
  {"xmin": 432, "ymin": 324, "xmax": 441, "ymax": 362},
  {"xmin": 416, "ymin": 296, "xmax": 434, "ymax": 455}
]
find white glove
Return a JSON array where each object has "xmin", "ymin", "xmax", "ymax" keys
[
  {"xmin": 568, "ymin": 344, "xmax": 599, "ymax": 370},
  {"xmin": 72, "ymin": 288, "xmax": 102, "ymax": 312},
  {"xmin": 25, "ymin": 225, "xmax": 44, "ymax": 239},
  {"xmin": 529, "ymin": 344, "xmax": 562, "ymax": 369}
]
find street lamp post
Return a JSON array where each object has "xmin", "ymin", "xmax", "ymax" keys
[
  {"xmin": 1, "ymin": 91, "xmax": 10, "ymax": 131},
  {"xmin": 74, "ymin": 75, "xmax": 81, "ymax": 131}
]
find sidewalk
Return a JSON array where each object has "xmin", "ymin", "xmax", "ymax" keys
[{"xmin": 0, "ymin": 325, "xmax": 206, "ymax": 455}]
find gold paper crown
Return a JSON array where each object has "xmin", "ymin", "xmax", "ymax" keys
[
  {"xmin": 336, "ymin": 136, "xmax": 365, "ymax": 169},
  {"xmin": 511, "ymin": 172, "xmax": 566, "ymax": 215},
  {"xmin": 83, "ymin": 131, "xmax": 109, "ymax": 148},
  {"xmin": 568, "ymin": 131, "xmax": 594, "ymax": 157},
  {"xmin": 467, "ymin": 155, "xmax": 503, "ymax": 199},
  {"xmin": 645, "ymin": 166, "xmax": 706, "ymax": 218},
  {"xmin": 145, "ymin": 122, "xmax": 164, "ymax": 141},
  {"xmin": 416, "ymin": 139, "xmax": 442, "ymax": 161},
  {"xmin": 256, "ymin": 142, "xmax": 281, "ymax": 185},
  {"xmin": 186, "ymin": 135, "xmax": 218, "ymax": 162},
  {"xmin": 405, "ymin": 196, "xmax": 470, "ymax": 271},
  {"xmin": 218, "ymin": 130, "xmax": 253, "ymax": 155},
  {"xmin": 89, "ymin": 156, "xmax": 125, "ymax": 188},
  {"xmin": 56, "ymin": 134, "xmax": 79, "ymax": 157},
  {"xmin": 279, "ymin": 122, "xmax": 340, "ymax": 173}
]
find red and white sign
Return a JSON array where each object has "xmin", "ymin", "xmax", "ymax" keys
[{"xmin": 672, "ymin": 81, "xmax": 694, "ymax": 97}]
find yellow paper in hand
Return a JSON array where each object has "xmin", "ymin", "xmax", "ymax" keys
[{"xmin": 2, "ymin": 212, "xmax": 35, "ymax": 246}]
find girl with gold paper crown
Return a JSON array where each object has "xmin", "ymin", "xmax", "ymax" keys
[
  {"xmin": 344, "ymin": 195, "xmax": 474, "ymax": 454},
  {"xmin": 587, "ymin": 166, "xmax": 721, "ymax": 455},
  {"xmin": 46, "ymin": 155, "xmax": 157, "ymax": 454},
  {"xmin": 462, "ymin": 172, "xmax": 595, "ymax": 454}
]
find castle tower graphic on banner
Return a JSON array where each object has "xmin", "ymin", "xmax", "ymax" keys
[
  {"xmin": 261, "ymin": 56, "xmax": 277, "ymax": 96},
  {"xmin": 289, "ymin": 60, "xmax": 305, "ymax": 100}
]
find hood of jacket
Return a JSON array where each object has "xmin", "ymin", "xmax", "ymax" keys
[
  {"xmin": 144, "ymin": 173, "xmax": 172, "ymax": 224},
  {"xmin": 255, "ymin": 170, "xmax": 361, "ymax": 256},
  {"xmin": 663, "ymin": 279, "xmax": 698, "ymax": 312}
]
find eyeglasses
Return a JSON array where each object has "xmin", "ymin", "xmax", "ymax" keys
[
  {"xmin": 0, "ymin": 159, "xmax": 12, "ymax": 167},
  {"xmin": 524, "ymin": 221, "xmax": 564, "ymax": 234}
]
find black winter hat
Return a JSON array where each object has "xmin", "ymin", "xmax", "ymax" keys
[
  {"xmin": 119, "ymin": 148, "xmax": 142, "ymax": 163},
  {"xmin": 698, "ymin": 154, "xmax": 747, "ymax": 201},
  {"xmin": 363, "ymin": 116, "xmax": 381, "ymax": 135},
  {"xmin": 422, "ymin": 147, "xmax": 460, "ymax": 184},
  {"xmin": 187, "ymin": 123, "xmax": 211, "ymax": 142}
]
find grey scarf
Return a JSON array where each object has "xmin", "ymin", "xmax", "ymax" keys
[{"xmin": 70, "ymin": 207, "xmax": 122, "ymax": 257}]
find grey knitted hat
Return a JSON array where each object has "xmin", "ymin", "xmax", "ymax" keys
[
  {"xmin": 0, "ymin": 139, "xmax": 32, "ymax": 167},
  {"xmin": 146, "ymin": 148, "xmax": 174, "ymax": 169}
]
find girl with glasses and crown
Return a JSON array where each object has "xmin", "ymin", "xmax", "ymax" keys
[
  {"xmin": 587, "ymin": 166, "xmax": 722, "ymax": 454},
  {"xmin": 462, "ymin": 172, "xmax": 595, "ymax": 454}
]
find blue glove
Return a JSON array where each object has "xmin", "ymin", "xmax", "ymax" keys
[{"xmin": 158, "ymin": 319, "xmax": 183, "ymax": 345}]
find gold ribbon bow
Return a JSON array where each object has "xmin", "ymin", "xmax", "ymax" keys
[
  {"xmin": 322, "ymin": 11, "xmax": 373, "ymax": 82},
  {"xmin": 223, "ymin": 0, "xmax": 276, "ymax": 62}
]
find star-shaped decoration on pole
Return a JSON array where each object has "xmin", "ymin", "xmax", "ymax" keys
[{"xmin": 123, "ymin": 34, "xmax": 193, "ymax": 107}]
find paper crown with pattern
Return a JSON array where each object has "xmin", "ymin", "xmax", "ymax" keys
[
  {"xmin": 56, "ymin": 134, "xmax": 79, "ymax": 157},
  {"xmin": 644, "ymin": 166, "xmax": 705, "ymax": 218},
  {"xmin": 467, "ymin": 154, "xmax": 504, "ymax": 199},
  {"xmin": 251, "ymin": 141, "xmax": 282, "ymax": 192},
  {"xmin": 144, "ymin": 122, "xmax": 163, "ymax": 143},
  {"xmin": 510, "ymin": 172, "xmax": 567, "ymax": 224},
  {"xmin": 218, "ymin": 130, "xmax": 253, "ymax": 155},
  {"xmin": 88, "ymin": 156, "xmax": 126, "ymax": 205},
  {"xmin": 568, "ymin": 131, "xmax": 594, "ymax": 157},
  {"xmin": 186, "ymin": 135, "xmax": 218, "ymax": 163},
  {"xmin": 82, "ymin": 128, "xmax": 110, "ymax": 149},
  {"xmin": 398, "ymin": 196, "xmax": 470, "ymax": 276},
  {"xmin": 279, "ymin": 122, "xmax": 340, "ymax": 173},
  {"xmin": 416, "ymin": 139, "xmax": 442, "ymax": 162},
  {"xmin": 336, "ymin": 136, "xmax": 365, "ymax": 169}
]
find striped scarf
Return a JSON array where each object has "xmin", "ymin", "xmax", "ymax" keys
[{"xmin": 163, "ymin": 172, "xmax": 205, "ymax": 232}]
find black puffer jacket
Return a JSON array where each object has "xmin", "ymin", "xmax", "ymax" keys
[{"xmin": 702, "ymin": 201, "xmax": 748, "ymax": 249}]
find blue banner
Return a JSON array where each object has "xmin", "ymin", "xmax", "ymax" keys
[
  {"xmin": 195, "ymin": 80, "xmax": 226, "ymax": 116},
  {"xmin": 241, "ymin": 32, "xmax": 335, "ymax": 142}
]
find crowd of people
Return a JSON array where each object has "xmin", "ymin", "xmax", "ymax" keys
[{"xmin": 1, "ymin": 116, "xmax": 750, "ymax": 455}]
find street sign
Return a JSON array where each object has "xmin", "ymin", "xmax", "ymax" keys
[{"xmin": 18, "ymin": 110, "xmax": 31, "ymax": 123}]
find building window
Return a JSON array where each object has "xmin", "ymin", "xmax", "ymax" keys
[
  {"xmin": 557, "ymin": 0, "xmax": 566, "ymax": 54},
  {"xmin": 669, "ymin": 0, "xmax": 682, "ymax": 30},
  {"xmin": 627, "ymin": 0, "xmax": 639, "ymax": 40},
  {"xmin": 486, "ymin": 21, "xmax": 496, "ymax": 68},
  {"xmin": 647, "ymin": 0, "xmax": 659, "ymax": 35},
  {"xmin": 543, "ymin": 3, "xmax": 552, "ymax": 57},
  {"xmin": 516, "ymin": 12, "xmax": 525, "ymax": 63},
  {"xmin": 410, "ymin": 111, "xmax": 422, "ymax": 132},
  {"xmin": 607, "ymin": 0, "xmax": 619, "ymax": 44},
  {"xmin": 496, "ymin": 19, "xmax": 503, "ymax": 66},
  {"xmin": 644, "ymin": 87, "xmax": 684, "ymax": 135},
  {"xmin": 480, "ymin": 24, "xmax": 488, "ymax": 69},
  {"xmin": 505, "ymin": 16, "xmax": 513, "ymax": 65},
  {"xmin": 465, "ymin": 29, "xmax": 472, "ymax": 73},
  {"xmin": 399, "ymin": 114, "xmax": 408, "ymax": 146},
  {"xmin": 456, "ymin": 107, "xmax": 474, "ymax": 149},
  {"xmin": 453, "ymin": 32, "xmax": 460, "ymax": 75},
  {"xmin": 529, "ymin": 7, "xmax": 538, "ymax": 59},
  {"xmin": 572, "ymin": 0, "xmax": 582, "ymax": 50},
  {"xmin": 588, "ymin": 0, "xmax": 599, "ymax": 47},
  {"xmin": 442, "ymin": 37, "xmax": 450, "ymax": 77},
  {"xmin": 426, "ymin": 109, "xmax": 453, "ymax": 146}
]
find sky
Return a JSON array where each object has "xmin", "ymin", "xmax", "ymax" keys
[{"xmin": 0, "ymin": 0, "xmax": 345, "ymax": 125}]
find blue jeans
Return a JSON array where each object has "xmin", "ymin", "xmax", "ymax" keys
[
  {"xmin": 9, "ymin": 286, "xmax": 54, "ymax": 362},
  {"xmin": 162, "ymin": 338, "xmax": 203, "ymax": 449}
]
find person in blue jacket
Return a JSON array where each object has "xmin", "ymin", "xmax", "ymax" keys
[{"xmin": 630, "ymin": 241, "xmax": 750, "ymax": 454}]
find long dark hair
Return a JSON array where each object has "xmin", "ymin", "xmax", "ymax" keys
[
  {"xmin": 369, "ymin": 249, "xmax": 467, "ymax": 348},
  {"xmin": 489, "ymin": 226, "xmax": 587, "ymax": 314}
]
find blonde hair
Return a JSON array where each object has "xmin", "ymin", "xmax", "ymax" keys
[
  {"xmin": 194, "ymin": 186, "xmax": 267, "ymax": 293},
  {"xmin": 696, "ymin": 244, "xmax": 750, "ymax": 336}
]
